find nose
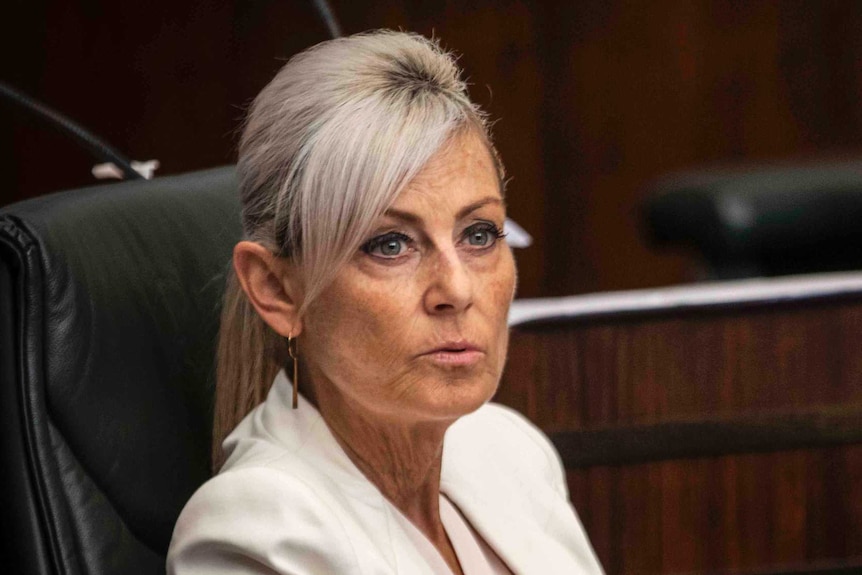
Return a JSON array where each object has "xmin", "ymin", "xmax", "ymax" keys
[{"xmin": 422, "ymin": 247, "xmax": 473, "ymax": 315}]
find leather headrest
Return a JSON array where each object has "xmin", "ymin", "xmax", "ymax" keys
[{"xmin": 1, "ymin": 166, "xmax": 241, "ymax": 556}]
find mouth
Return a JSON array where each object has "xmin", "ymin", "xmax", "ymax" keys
[{"xmin": 421, "ymin": 341, "xmax": 484, "ymax": 367}]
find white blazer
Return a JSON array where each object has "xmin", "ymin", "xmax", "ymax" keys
[{"xmin": 167, "ymin": 371, "xmax": 604, "ymax": 575}]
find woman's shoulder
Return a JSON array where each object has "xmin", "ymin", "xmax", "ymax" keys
[
  {"xmin": 173, "ymin": 465, "xmax": 341, "ymax": 534},
  {"xmin": 177, "ymin": 463, "xmax": 336, "ymax": 514},
  {"xmin": 168, "ymin": 465, "xmax": 361, "ymax": 574}
]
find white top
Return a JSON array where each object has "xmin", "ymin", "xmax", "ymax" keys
[
  {"xmin": 168, "ymin": 370, "xmax": 604, "ymax": 575},
  {"xmin": 440, "ymin": 495, "xmax": 513, "ymax": 575},
  {"xmin": 392, "ymin": 495, "xmax": 513, "ymax": 574}
]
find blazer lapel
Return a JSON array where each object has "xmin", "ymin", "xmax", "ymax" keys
[
  {"xmin": 441, "ymin": 477, "xmax": 563, "ymax": 574},
  {"xmin": 440, "ymin": 433, "xmax": 604, "ymax": 575}
]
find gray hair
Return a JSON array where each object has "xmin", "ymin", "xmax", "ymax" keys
[
  {"xmin": 213, "ymin": 30, "xmax": 502, "ymax": 469},
  {"xmin": 238, "ymin": 29, "xmax": 497, "ymax": 309}
]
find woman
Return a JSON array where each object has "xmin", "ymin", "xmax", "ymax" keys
[{"xmin": 168, "ymin": 30, "xmax": 603, "ymax": 575}]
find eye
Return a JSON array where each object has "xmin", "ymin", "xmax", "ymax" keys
[
  {"xmin": 462, "ymin": 222, "xmax": 505, "ymax": 249},
  {"xmin": 361, "ymin": 232, "xmax": 412, "ymax": 259}
]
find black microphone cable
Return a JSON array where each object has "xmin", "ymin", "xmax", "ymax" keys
[
  {"xmin": 0, "ymin": 80, "xmax": 144, "ymax": 181},
  {"xmin": 2, "ymin": 1, "xmax": 343, "ymax": 183},
  {"xmin": 310, "ymin": 0, "xmax": 343, "ymax": 38}
]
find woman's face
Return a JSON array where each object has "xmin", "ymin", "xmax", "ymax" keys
[{"xmin": 300, "ymin": 130, "xmax": 516, "ymax": 426}]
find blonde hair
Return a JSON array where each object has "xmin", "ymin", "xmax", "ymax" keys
[{"xmin": 213, "ymin": 30, "xmax": 501, "ymax": 469}]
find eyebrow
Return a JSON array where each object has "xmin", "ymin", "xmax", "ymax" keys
[{"xmin": 383, "ymin": 197, "xmax": 504, "ymax": 224}]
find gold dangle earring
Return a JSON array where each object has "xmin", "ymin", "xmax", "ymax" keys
[{"xmin": 287, "ymin": 333, "xmax": 299, "ymax": 409}]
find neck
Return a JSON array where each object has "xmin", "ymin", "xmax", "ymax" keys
[
  {"xmin": 341, "ymin": 420, "xmax": 445, "ymax": 518},
  {"xmin": 317, "ymin": 386, "xmax": 449, "ymax": 510},
  {"xmin": 311, "ymin": 377, "xmax": 455, "ymax": 534},
  {"xmin": 303, "ymin": 372, "xmax": 466, "ymax": 575}
]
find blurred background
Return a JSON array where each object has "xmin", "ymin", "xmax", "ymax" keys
[
  {"xmin": 5, "ymin": 1, "xmax": 862, "ymax": 299},
  {"xmin": 6, "ymin": 3, "xmax": 862, "ymax": 575}
]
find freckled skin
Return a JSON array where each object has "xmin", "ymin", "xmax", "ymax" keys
[
  {"xmin": 301, "ymin": 130, "xmax": 516, "ymax": 426},
  {"xmin": 295, "ymin": 130, "xmax": 516, "ymax": 575}
]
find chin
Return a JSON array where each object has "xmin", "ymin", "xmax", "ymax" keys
[{"xmin": 416, "ymin": 371, "xmax": 500, "ymax": 422}]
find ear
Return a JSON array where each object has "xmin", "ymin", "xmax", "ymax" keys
[{"xmin": 233, "ymin": 241, "xmax": 303, "ymax": 338}]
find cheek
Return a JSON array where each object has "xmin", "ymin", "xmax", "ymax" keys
[
  {"xmin": 485, "ymin": 249, "xmax": 516, "ymax": 318},
  {"xmin": 479, "ymin": 249, "xmax": 516, "ymax": 360},
  {"xmin": 303, "ymin": 276, "xmax": 419, "ymax": 373}
]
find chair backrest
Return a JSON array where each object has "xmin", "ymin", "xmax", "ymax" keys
[
  {"xmin": 642, "ymin": 161, "xmax": 862, "ymax": 278},
  {"xmin": 0, "ymin": 167, "xmax": 241, "ymax": 575}
]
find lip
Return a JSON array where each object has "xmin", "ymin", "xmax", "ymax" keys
[{"xmin": 420, "ymin": 341, "xmax": 485, "ymax": 367}]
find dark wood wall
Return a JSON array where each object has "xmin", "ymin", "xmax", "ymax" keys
[
  {"xmin": 497, "ymin": 290, "xmax": 862, "ymax": 575},
  {"xmin": 4, "ymin": 1, "xmax": 862, "ymax": 297}
]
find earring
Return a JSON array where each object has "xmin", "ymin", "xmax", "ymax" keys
[{"xmin": 287, "ymin": 334, "xmax": 299, "ymax": 409}]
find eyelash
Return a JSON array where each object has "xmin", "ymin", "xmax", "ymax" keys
[
  {"xmin": 360, "ymin": 231, "xmax": 413, "ymax": 257},
  {"xmin": 467, "ymin": 222, "xmax": 507, "ymax": 244},
  {"xmin": 360, "ymin": 222, "xmax": 507, "ymax": 259}
]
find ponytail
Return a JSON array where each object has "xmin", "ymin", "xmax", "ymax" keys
[{"xmin": 212, "ymin": 268, "xmax": 287, "ymax": 471}]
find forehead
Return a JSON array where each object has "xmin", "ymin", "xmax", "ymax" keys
[{"xmin": 390, "ymin": 130, "xmax": 502, "ymax": 211}]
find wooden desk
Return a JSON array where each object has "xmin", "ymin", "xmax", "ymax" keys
[{"xmin": 498, "ymin": 273, "xmax": 862, "ymax": 575}]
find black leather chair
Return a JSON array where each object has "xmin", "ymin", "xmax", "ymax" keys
[
  {"xmin": 643, "ymin": 161, "xmax": 862, "ymax": 278},
  {"xmin": 0, "ymin": 167, "xmax": 241, "ymax": 575}
]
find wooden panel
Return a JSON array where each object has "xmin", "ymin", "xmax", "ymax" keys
[
  {"xmin": 557, "ymin": 450, "xmax": 862, "ymax": 575},
  {"xmin": 497, "ymin": 291, "xmax": 862, "ymax": 574},
  {"xmin": 499, "ymin": 301, "xmax": 862, "ymax": 427},
  {"xmin": 551, "ymin": 405, "xmax": 862, "ymax": 467}
]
